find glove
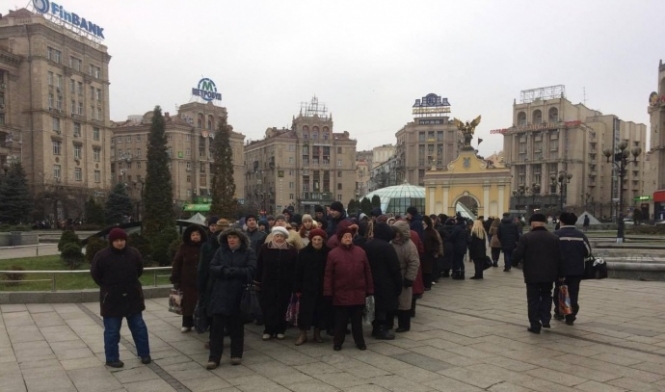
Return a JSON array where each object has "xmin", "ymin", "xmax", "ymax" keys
[
  {"xmin": 226, "ymin": 267, "xmax": 238, "ymax": 277},
  {"xmin": 220, "ymin": 266, "xmax": 232, "ymax": 278},
  {"xmin": 403, "ymin": 279, "xmax": 413, "ymax": 288}
]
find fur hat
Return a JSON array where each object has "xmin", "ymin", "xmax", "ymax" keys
[
  {"xmin": 108, "ymin": 228, "xmax": 127, "ymax": 243},
  {"xmin": 308, "ymin": 228, "xmax": 328, "ymax": 241},
  {"xmin": 271, "ymin": 226, "xmax": 289, "ymax": 238},
  {"xmin": 216, "ymin": 218, "xmax": 231, "ymax": 230}
]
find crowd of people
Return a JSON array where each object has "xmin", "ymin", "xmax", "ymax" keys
[{"xmin": 89, "ymin": 203, "xmax": 592, "ymax": 370}]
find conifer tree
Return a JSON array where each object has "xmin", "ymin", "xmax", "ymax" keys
[
  {"xmin": 0, "ymin": 162, "xmax": 32, "ymax": 225},
  {"xmin": 210, "ymin": 116, "xmax": 237, "ymax": 218},
  {"xmin": 371, "ymin": 195, "xmax": 381, "ymax": 209},
  {"xmin": 142, "ymin": 106, "xmax": 175, "ymax": 239},
  {"xmin": 360, "ymin": 197, "xmax": 372, "ymax": 215},
  {"xmin": 105, "ymin": 183, "xmax": 133, "ymax": 225},
  {"xmin": 85, "ymin": 197, "xmax": 105, "ymax": 226}
]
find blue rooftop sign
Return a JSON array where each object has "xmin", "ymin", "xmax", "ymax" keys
[{"xmin": 32, "ymin": 0, "xmax": 105, "ymax": 39}]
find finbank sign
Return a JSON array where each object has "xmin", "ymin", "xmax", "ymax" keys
[{"xmin": 32, "ymin": 0, "xmax": 105, "ymax": 39}]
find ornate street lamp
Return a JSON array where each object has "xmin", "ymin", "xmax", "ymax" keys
[
  {"xmin": 603, "ymin": 140, "xmax": 641, "ymax": 243},
  {"xmin": 550, "ymin": 171, "xmax": 572, "ymax": 213}
]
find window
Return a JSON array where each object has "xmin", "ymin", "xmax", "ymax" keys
[
  {"xmin": 52, "ymin": 117, "xmax": 60, "ymax": 131},
  {"xmin": 437, "ymin": 131, "xmax": 444, "ymax": 142},
  {"xmin": 532, "ymin": 110, "xmax": 542, "ymax": 124},
  {"xmin": 71, "ymin": 100, "xmax": 75, "ymax": 114},
  {"xmin": 199, "ymin": 174, "xmax": 207, "ymax": 186},
  {"xmin": 47, "ymin": 47, "xmax": 61, "ymax": 63},
  {"xmin": 288, "ymin": 144, "xmax": 295, "ymax": 151},
  {"xmin": 48, "ymin": 93, "xmax": 54, "ymax": 108},
  {"xmin": 56, "ymin": 95, "xmax": 62, "ymax": 110},
  {"xmin": 136, "ymin": 134, "xmax": 141, "ymax": 142},
  {"xmin": 186, "ymin": 161, "xmax": 192, "ymax": 171},
  {"xmin": 187, "ymin": 175, "xmax": 191, "ymax": 183},
  {"xmin": 289, "ymin": 182, "xmax": 294, "ymax": 189},
  {"xmin": 77, "ymin": 102, "xmax": 83, "ymax": 115},
  {"xmin": 517, "ymin": 166, "xmax": 526, "ymax": 185},
  {"xmin": 137, "ymin": 162, "xmax": 141, "ymax": 169},
  {"xmin": 126, "ymin": 136, "xmax": 131, "ymax": 143},
  {"xmin": 75, "ymin": 167, "xmax": 82, "ymax": 181},
  {"xmin": 337, "ymin": 159, "xmax": 342, "ymax": 167},
  {"xmin": 136, "ymin": 148, "xmax": 141, "ymax": 158},
  {"xmin": 56, "ymin": 74, "xmax": 62, "ymax": 88},
  {"xmin": 533, "ymin": 165, "xmax": 542, "ymax": 184},
  {"xmin": 96, "ymin": 88, "xmax": 102, "ymax": 101},
  {"xmin": 93, "ymin": 148, "xmax": 101, "ymax": 162},
  {"xmin": 93, "ymin": 127, "xmax": 100, "ymax": 141},
  {"xmin": 73, "ymin": 122, "xmax": 81, "ymax": 137},
  {"xmin": 74, "ymin": 144, "xmax": 82, "ymax": 159},
  {"xmin": 94, "ymin": 170, "xmax": 100, "ymax": 183},
  {"xmin": 52, "ymin": 140, "xmax": 61, "ymax": 155},
  {"xmin": 517, "ymin": 112, "xmax": 527, "ymax": 126},
  {"xmin": 548, "ymin": 107, "xmax": 558, "ymax": 122},
  {"xmin": 167, "ymin": 147, "xmax": 172, "ymax": 157},
  {"xmin": 289, "ymin": 157, "xmax": 294, "ymax": 164},
  {"xmin": 186, "ymin": 148, "xmax": 191, "ymax": 157},
  {"xmin": 337, "ymin": 194, "xmax": 342, "ymax": 201},
  {"xmin": 70, "ymin": 57, "xmax": 82, "ymax": 71},
  {"xmin": 290, "ymin": 194, "xmax": 294, "ymax": 200},
  {"xmin": 337, "ymin": 183, "xmax": 342, "ymax": 190},
  {"xmin": 70, "ymin": 79, "xmax": 75, "ymax": 93},
  {"xmin": 117, "ymin": 148, "xmax": 122, "ymax": 156},
  {"xmin": 338, "ymin": 170, "xmax": 342, "ymax": 177},
  {"xmin": 200, "ymin": 162, "xmax": 206, "ymax": 173},
  {"xmin": 337, "ymin": 147, "xmax": 342, "ymax": 154},
  {"xmin": 186, "ymin": 134, "xmax": 191, "ymax": 142},
  {"xmin": 418, "ymin": 132, "xmax": 425, "ymax": 142},
  {"xmin": 91, "ymin": 106, "xmax": 95, "ymax": 119},
  {"xmin": 90, "ymin": 86, "xmax": 94, "ymax": 99},
  {"xmin": 48, "ymin": 72, "xmax": 54, "ymax": 86},
  {"xmin": 77, "ymin": 82, "xmax": 83, "ymax": 95},
  {"xmin": 53, "ymin": 164, "xmax": 61, "ymax": 179}
]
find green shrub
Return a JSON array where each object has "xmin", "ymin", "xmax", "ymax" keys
[
  {"xmin": 58, "ymin": 230, "xmax": 81, "ymax": 252},
  {"xmin": 85, "ymin": 236, "xmax": 107, "ymax": 264},
  {"xmin": 61, "ymin": 242, "xmax": 84, "ymax": 270},
  {"xmin": 0, "ymin": 225, "xmax": 32, "ymax": 232},
  {"xmin": 151, "ymin": 229, "xmax": 179, "ymax": 266},
  {"xmin": 128, "ymin": 233, "xmax": 152, "ymax": 265},
  {"xmin": 1, "ymin": 265, "xmax": 25, "ymax": 286},
  {"xmin": 168, "ymin": 237, "xmax": 183, "ymax": 263},
  {"xmin": 627, "ymin": 225, "xmax": 665, "ymax": 235},
  {"xmin": 78, "ymin": 223, "xmax": 105, "ymax": 231}
]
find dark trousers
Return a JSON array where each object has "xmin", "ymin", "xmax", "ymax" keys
[
  {"xmin": 333, "ymin": 305, "xmax": 365, "ymax": 347},
  {"xmin": 553, "ymin": 276, "xmax": 582, "ymax": 322},
  {"xmin": 503, "ymin": 249, "xmax": 514, "ymax": 268},
  {"xmin": 453, "ymin": 253, "xmax": 465, "ymax": 273},
  {"xmin": 472, "ymin": 258, "xmax": 484, "ymax": 278},
  {"xmin": 491, "ymin": 248, "xmax": 501, "ymax": 262},
  {"xmin": 182, "ymin": 315, "xmax": 193, "ymax": 328},
  {"xmin": 103, "ymin": 313, "xmax": 150, "ymax": 362},
  {"xmin": 209, "ymin": 313, "xmax": 244, "ymax": 363},
  {"xmin": 526, "ymin": 282, "xmax": 553, "ymax": 330},
  {"xmin": 423, "ymin": 273, "xmax": 433, "ymax": 289}
]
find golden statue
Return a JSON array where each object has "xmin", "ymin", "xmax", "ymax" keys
[{"xmin": 453, "ymin": 115, "xmax": 482, "ymax": 150}]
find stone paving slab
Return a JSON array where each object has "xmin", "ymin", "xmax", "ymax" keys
[{"xmin": 3, "ymin": 266, "xmax": 665, "ymax": 391}]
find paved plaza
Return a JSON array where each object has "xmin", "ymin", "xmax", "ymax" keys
[{"xmin": 2, "ymin": 267, "xmax": 665, "ymax": 392}]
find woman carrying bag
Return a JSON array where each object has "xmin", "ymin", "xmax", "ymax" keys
[
  {"xmin": 489, "ymin": 219, "xmax": 502, "ymax": 268},
  {"xmin": 469, "ymin": 220, "xmax": 488, "ymax": 280}
]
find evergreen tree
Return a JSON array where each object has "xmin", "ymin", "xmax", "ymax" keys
[
  {"xmin": 210, "ymin": 116, "xmax": 237, "ymax": 218},
  {"xmin": 105, "ymin": 183, "xmax": 133, "ymax": 225},
  {"xmin": 84, "ymin": 197, "xmax": 105, "ymax": 226},
  {"xmin": 0, "ymin": 162, "xmax": 32, "ymax": 225},
  {"xmin": 371, "ymin": 195, "xmax": 381, "ymax": 209},
  {"xmin": 360, "ymin": 197, "xmax": 372, "ymax": 215},
  {"xmin": 347, "ymin": 199, "xmax": 357, "ymax": 213},
  {"xmin": 142, "ymin": 106, "xmax": 175, "ymax": 240}
]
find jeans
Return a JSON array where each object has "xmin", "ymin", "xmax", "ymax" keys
[
  {"xmin": 491, "ymin": 248, "xmax": 501, "ymax": 263},
  {"xmin": 209, "ymin": 313, "xmax": 244, "ymax": 363},
  {"xmin": 472, "ymin": 258, "xmax": 484, "ymax": 278},
  {"xmin": 526, "ymin": 282, "xmax": 553, "ymax": 330},
  {"xmin": 553, "ymin": 276, "xmax": 582, "ymax": 322},
  {"xmin": 453, "ymin": 253, "xmax": 465, "ymax": 273},
  {"xmin": 503, "ymin": 249, "xmax": 514, "ymax": 269},
  {"xmin": 333, "ymin": 305, "xmax": 365, "ymax": 347},
  {"xmin": 103, "ymin": 313, "xmax": 150, "ymax": 362}
]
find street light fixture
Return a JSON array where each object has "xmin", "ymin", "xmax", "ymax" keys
[
  {"xmin": 530, "ymin": 183, "xmax": 541, "ymax": 217},
  {"xmin": 603, "ymin": 140, "xmax": 641, "ymax": 243},
  {"xmin": 550, "ymin": 171, "xmax": 572, "ymax": 213}
]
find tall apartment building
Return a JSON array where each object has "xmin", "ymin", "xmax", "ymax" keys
[
  {"xmin": 498, "ymin": 86, "xmax": 646, "ymax": 218},
  {"xmin": 395, "ymin": 93, "xmax": 461, "ymax": 186},
  {"xmin": 244, "ymin": 97, "xmax": 357, "ymax": 214},
  {"xmin": 111, "ymin": 102, "xmax": 245, "ymax": 206},
  {"xmin": 0, "ymin": 8, "xmax": 113, "ymax": 218},
  {"xmin": 648, "ymin": 60, "xmax": 665, "ymax": 193},
  {"xmin": 355, "ymin": 158, "xmax": 370, "ymax": 199},
  {"xmin": 372, "ymin": 144, "xmax": 395, "ymax": 168}
]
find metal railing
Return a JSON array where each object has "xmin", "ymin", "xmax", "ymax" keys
[{"xmin": 0, "ymin": 266, "xmax": 172, "ymax": 292}]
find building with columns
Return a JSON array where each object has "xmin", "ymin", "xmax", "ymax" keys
[{"xmin": 647, "ymin": 61, "xmax": 665, "ymax": 220}]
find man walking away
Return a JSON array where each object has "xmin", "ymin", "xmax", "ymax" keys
[
  {"xmin": 554, "ymin": 212, "xmax": 591, "ymax": 325},
  {"xmin": 513, "ymin": 214, "xmax": 563, "ymax": 334},
  {"xmin": 497, "ymin": 213, "xmax": 520, "ymax": 272},
  {"xmin": 583, "ymin": 214, "xmax": 590, "ymax": 232}
]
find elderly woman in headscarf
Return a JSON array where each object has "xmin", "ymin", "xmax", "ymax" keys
[
  {"xmin": 255, "ymin": 226, "xmax": 298, "ymax": 341},
  {"xmin": 422, "ymin": 216, "xmax": 443, "ymax": 290},
  {"xmin": 293, "ymin": 228, "xmax": 331, "ymax": 345},
  {"xmin": 264, "ymin": 214, "xmax": 305, "ymax": 250},
  {"xmin": 298, "ymin": 214, "xmax": 316, "ymax": 247},
  {"xmin": 390, "ymin": 221, "xmax": 420, "ymax": 332}
]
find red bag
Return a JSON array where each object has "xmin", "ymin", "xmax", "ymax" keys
[
  {"xmin": 558, "ymin": 285, "xmax": 572, "ymax": 316},
  {"xmin": 285, "ymin": 293, "xmax": 300, "ymax": 326}
]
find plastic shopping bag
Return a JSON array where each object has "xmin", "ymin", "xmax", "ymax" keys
[
  {"xmin": 363, "ymin": 295, "xmax": 375, "ymax": 326},
  {"xmin": 558, "ymin": 284, "xmax": 572, "ymax": 316},
  {"xmin": 168, "ymin": 288, "xmax": 183, "ymax": 315},
  {"xmin": 285, "ymin": 293, "xmax": 300, "ymax": 326}
]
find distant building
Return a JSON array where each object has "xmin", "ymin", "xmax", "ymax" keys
[
  {"xmin": 355, "ymin": 159, "xmax": 370, "ymax": 200},
  {"xmin": 371, "ymin": 144, "xmax": 395, "ymax": 168},
  {"xmin": 647, "ymin": 60, "xmax": 665, "ymax": 220},
  {"xmin": 484, "ymin": 151, "xmax": 505, "ymax": 168}
]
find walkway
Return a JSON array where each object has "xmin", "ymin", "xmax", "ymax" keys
[{"xmin": 2, "ymin": 266, "xmax": 665, "ymax": 392}]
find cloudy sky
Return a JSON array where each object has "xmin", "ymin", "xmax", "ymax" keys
[{"xmin": 26, "ymin": 0, "xmax": 665, "ymax": 155}]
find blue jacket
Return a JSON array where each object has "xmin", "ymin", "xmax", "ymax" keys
[
  {"xmin": 409, "ymin": 214, "xmax": 424, "ymax": 240},
  {"xmin": 554, "ymin": 226, "xmax": 591, "ymax": 277}
]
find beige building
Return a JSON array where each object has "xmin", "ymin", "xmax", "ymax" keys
[
  {"xmin": 395, "ymin": 93, "xmax": 461, "ymax": 187},
  {"xmin": 244, "ymin": 97, "xmax": 357, "ymax": 214},
  {"xmin": 111, "ymin": 102, "xmax": 245, "ymax": 207},
  {"xmin": 0, "ymin": 8, "xmax": 113, "ymax": 220},
  {"xmin": 497, "ymin": 86, "xmax": 647, "ymax": 218},
  {"xmin": 647, "ymin": 60, "xmax": 665, "ymax": 193},
  {"xmin": 355, "ymin": 159, "xmax": 370, "ymax": 199},
  {"xmin": 372, "ymin": 144, "xmax": 395, "ymax": 168}
]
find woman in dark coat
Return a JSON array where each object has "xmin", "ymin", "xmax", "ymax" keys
[
  {"xmin": 438, "ymin": 219, "xmax": 455, "ymax": 278},
  {"xmin": 469, "ymin": 219, "xmax": 488, "ymax": 280},
  {"xmin": 171, "ymin": 224, "xmax": 207, "ymax": 332},
  {"xmin": 422, "ymin": 216, "xmax": 443, "ymax": 290},
  {"xmin": 293, "ymin": 228, "xmax": 331, "ymax": 345},
  {"xmin": 255, "ymin": 226, "xmax": 298, "ymax": 341},
  {"xmin": 363, "ymin": 222, "xmax": 402, "ymax": 340}
]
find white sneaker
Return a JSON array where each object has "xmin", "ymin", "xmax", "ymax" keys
[
  {"xmin": 181, "ymin": 327, "xmax": 191, "ymax": 333},
  {"xmin": 262, "ymin": 334, "xmax": 271, "ymax": 341},
  {"xmin": 276, "ymin": 334, "xmax": 285, "ymax": 340}
]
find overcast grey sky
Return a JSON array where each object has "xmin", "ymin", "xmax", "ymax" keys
[{"xmin": 28, "ymin": 0, "xmax": 665, "ymax": 155}]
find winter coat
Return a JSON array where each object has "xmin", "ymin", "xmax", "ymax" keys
[
  {"xmin": 554, "ymin": 226, "xmax": 591, "ymax": 277},
  {"xmin": 207, "ymin": 228, "xmax": 256, "ymax": 316},
  {"xmin": 392, "ymin": 222, "xmax": 420, "ymax": 310},
  {"xmin": 409, "ymin": 229, "xmax": 425, "ymax": 297},
  {"xmin": 323, "ymin": 243, "xmax": 374, "ymax": 306},
  {"xmin": 489, "ymin": 226, "xmax": 501, "ymax": 248},
  {"xmin": 362, "ymin": 223, "xmax": 402, "ymax": 313},
  {"xmin": 294, "ymin": 242, "xmax": 331, "ymax": 328},
  {"xmin": 197, "ymin": 230, "xmax": 221, "ymax": 307},
  {"xmin": 468, "ymin": 233, "xmax": 487, "ymax": 261},
  {"xmin": 326, "ymin": 211, "xmax": 349, "ymax": 238},
  {"xmin": 422, "ymin": 228, "xmax": 443, "ymax": 274},
  {"xmin": 513, "ymin": 227, "xmax": 563, "ymax": 284},
  {"xmin": 497, "ymin": 217, "xmax": 520, "ymax": 251},
  {"xmin": 409, "ymin": 213, "xmax": 424, "ymax": 240},
  {"xmin": 451, "ymin": 222, "xmax": 469, "ymax": 256},
  {"xmin": 255, "ymin": 242, "xmax": 299, "ymax": 324},
  {"xmin": 90, "ymin": 245, "xmax": 145, "ymax": 318},
  {"xmin": 438, "ymin": 224, "xmax": 455, "ymax": 271},
  {"xmin": 170, "ymin": 225, "xmax": 207, "ymax": 316},
  {"xmin": 245, "ymin": 228, "xmax": 267, "ymax": 252}
]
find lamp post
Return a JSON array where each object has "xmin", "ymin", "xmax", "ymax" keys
[
  {"xmin": 132, "ymin": 179, "xmax": 144, "ymax": 223},
  {"xmin": 603, "ymin": 140, "xmax": 641, "ymax": 243},
  {"xmin": 550, "ymin": 171, "xmax": 572, "ymax": 214},
  {"xmin": 530, "ymin": 183, "xmax": 541, "ymax": 218}
]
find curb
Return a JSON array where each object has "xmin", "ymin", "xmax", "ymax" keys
[{"xmin": 0, "ymin": 286, "xmax": 171, "ymax": 304}]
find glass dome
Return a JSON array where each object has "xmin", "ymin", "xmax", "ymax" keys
[{"xmin": 363, "ymin": 183, "xmax": 425, "ymax": 215}]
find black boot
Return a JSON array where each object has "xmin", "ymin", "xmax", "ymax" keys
[
  {"xmin": 452, "ymin": 270, "xmax": 464, "ymax": 280},
  {"xmin": 442, "ymin": 270, "xmax": 450, "ymax": 278},
  {"xmin": 374, "ymin": 324, "xmax": 395, "ymax": 340},
  {"xmin": 396, "ymin": 311, "xmax": 411, "ymax": 332}
]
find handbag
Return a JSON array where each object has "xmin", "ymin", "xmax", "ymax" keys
[
  {"xmin": 363, "ymin": 295, "xmax": 375, "ymax": 326},
  {"xmin": 193, "ymin": 299, "xmax": 209, "ymax": 334},
  {"xmin": 168, "ymin": 288, "xmax": 183, "ymax": 315},
  {"xmin": 482, "ymin": 255, "xmax": 493, "ymax": 270},
  {"xmin": 285, "ymin": 293, "xmax": 300, "ymax": 326},
  {"xmin": 239, "ymin": 283, "xmax": 261, "ymax": 323},
  {"xmin": 583, "ymin": 254, "xmax": 608, "ymax": 280},
  {"xmin": 558, "ymin": 284, "xmax": 572, "ymax": 315}
]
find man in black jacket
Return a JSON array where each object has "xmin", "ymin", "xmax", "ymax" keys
[
  {"xmin": 497, "ymin": 213, "xmax": 520, "ymax": 272},
  {"xmin": 554, "ymin": 212, "xmax": 591, "ymax": 325},
  {"xmin": 513, "ymin": 214, "xmax": 563, "ymax": 334},
  {"xmin": 244, "ymin": 214, "xmax": 267, "ymax": 252}
]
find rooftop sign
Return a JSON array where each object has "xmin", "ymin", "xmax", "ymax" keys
[
  {"xmin": 490, "ymin": 120, "xmax": 582, "ymax": 135},
  {"xmin": 412, "ymin": 93, "xmax": 451, "ymax": 118},
  {"xmin": 32, "ymin": 0, "xmax": 105, "ymax": 39},
  {"xmin": 192, "ymin": 78, "xmax": 222, "ymax": 102}
]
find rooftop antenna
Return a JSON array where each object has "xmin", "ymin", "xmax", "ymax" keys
[{"xmin": 583, "ymin": 87, "xmax": 587, "ymax": 106}]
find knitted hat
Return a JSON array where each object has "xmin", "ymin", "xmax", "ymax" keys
[
  {"xmin": 206, "ymin": 216, "xmax": 219, "ymax": 226},
  {"xmin": 245, "ymin": 214, "xmax": 258, "ymax": 222},
  {"xmin": 301, "ymin": 214, "xmax": 313, "ymax": 223},
  {"xmin": 337, "ymin": 227, "xmax": 354, "ymax": 241},
  {"xmin": 529, "ymin": 213, "xmax": 547, "ymax": 223},
  {"xmin": 330, "ymin": 201, "xmax": 345, "ymax": 213},
  {"xmin": 108, "ymin": 228, "xmax": 127, "ymax": 242},
  {"xmin": 407, "ymin": 206, "xmax": 418, "ymax": 215},
  {"xmin": 274, "ymin": 214, "xmax": 287, "ymax": 223},
  {"xmin": 216, "ymin": 218, "xmax": 231, "ymax": 230},
  {"xmin": 309, "ymin": 228, "xmax": 328, "ymax": 241},
  {"xmin": 559, "ymin": 212, "xmax": 577, "ymax": 225},
  {"xmin": 370, "ymin": 207, "xmax": 382, "ymax": 217},
  {"xmin": 314, "ymin": 205, "xmax": 324, "ymax": 213},
  {"xmin": 271, "ymin": 226, "xmax": 289, "ymax": 238}
]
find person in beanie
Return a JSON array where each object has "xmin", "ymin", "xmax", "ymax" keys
[
  {"xmin": 314, "ymin": 205, "xmax": 328, "ymax": 231},
  {"xmin": 513, "ymin": 213, "xmax": 563, "ymax": 334},
  {"xmin": 171, "ymin": 225, "xmax": 207, "ymax": 332},
  {"xmin": 326, "ymin": 201, "xmax": 349, "ymax": 238},
  {"xmin": 245, "ymin": 214, "xmax": 267, "ymax": 252},
  {"xmin": 553, "ymin": 212, "xmax": 591, "ymax": 325},
  {"xmin": 90, "ymin": 228, "xmax": 150, "ymax": 368},
  {"xmin": 293, "ymin": 228, "xmax": 332, "ymax": 345},
  {"xmin": 497, "ymin": 212, "xmax": 520, "ymax": 272},
  {"xmin": 206, "ymin": 216, "xmax": 219, "ymax": 237},
  {"xmin": 298, "ymin": 214, "xmax": 316, "ymax": 247},
  {"xmin": 406, "ymin": 206, "xmax": 424, "ymax": 240},
  {"xmin": 370, "ymin": 207, "xmax": 382, "ymax": 222}
]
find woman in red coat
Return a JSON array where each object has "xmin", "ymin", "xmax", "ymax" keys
[
  {"xmin": 323, "ymin": 227, "xmax": 374, "ymax": 351},
  {"xmin": 170, "ymin": 225, "xmax": 207, "ymax": 332}
]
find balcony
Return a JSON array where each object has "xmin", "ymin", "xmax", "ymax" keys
[{"xmin": 301, "ymin": 192, "xmax": 333, "ymax": 201}]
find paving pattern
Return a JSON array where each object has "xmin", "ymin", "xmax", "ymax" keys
[{"xmin": 2, "ymin": 265, "xmax": 665, "ymax": 392}]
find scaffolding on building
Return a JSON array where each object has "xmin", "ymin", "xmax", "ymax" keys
[
  {"xmin": 299, "ymin": 96, "xmax": 329, "ymax": 119},
  {"xmin": 520, "ymin": 85, "xmax": 566, "ymax": 104}
]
